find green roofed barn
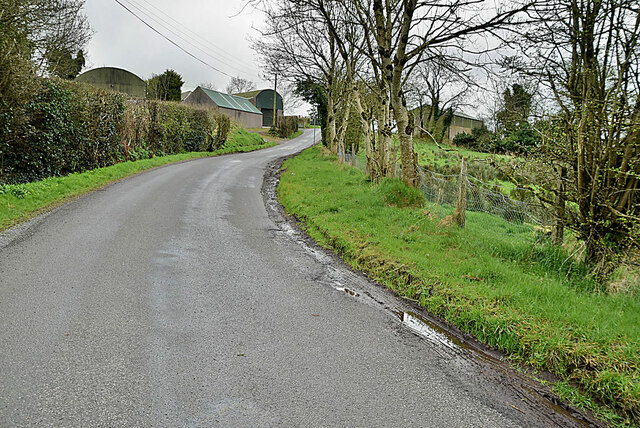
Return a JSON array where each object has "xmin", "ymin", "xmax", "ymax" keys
[
  {"xmin": 183, "ymin": 86, "xmax": 263, "ymax": 128},
  {"xmin": 233, "ymin": 89, "xmax": 283, "ymax": 127},
  {"xmin": 75, "ymin": 67, "xmax": 146, "ymax": 98}
]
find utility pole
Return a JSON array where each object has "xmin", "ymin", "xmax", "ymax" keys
[{"xmin": 272, "ymin": 73, "xmax": 278, "ymax": 129}]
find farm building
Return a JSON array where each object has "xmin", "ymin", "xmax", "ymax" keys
[
  {"xmin": 182, "ymin": 86, "xmax": 263, "ymax": 128},
  {"xmin": 448, "ymin": 112, "xmax": 484, "ymax": 140},
  {"xmin": 233, "ymin": 89, "xmax": 283, "ymax": 127},
  {"xmin": 411, "ymin": 107, "xmax": 484, "ymax": 141},
  {"xmin": 75, "ymin": 67, "xmax": 146, "ymax": 98}
]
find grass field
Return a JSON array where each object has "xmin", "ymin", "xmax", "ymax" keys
[
  {"xmin": 279, "ymin": 146, "xmax": 639, "ymax": 426},
  {"xmin": 412, "ymin": 137, "xmax": 515, "ymax": 188},
  {"xmin": 0, "ymin": 129, "xmax": 276, "ymax": 231}
]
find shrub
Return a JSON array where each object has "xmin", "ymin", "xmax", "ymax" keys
[
  {"xmin": 0, "ymin": 77, "xmax": 221, "ymax": 184},
  {"xmin": 499, "ymin": 124, "xmax": 540, "ymax": 154},
  {"xmin": 186, "ymin": 108, "xmax": 210, "ymax": 152},
  {"xmin": 277, "ymin": 116, "xmax": 299, "ymax": 138},
  {"xmin": 0, "ymin": 78, "xmax": 126, "ymax": 183},
  {"xmin": 213, "ymin": 113, "xmax": 231, "ymax": 149},
  {"xmin": 452, "ymin": 131, "xmax": 476, "ymax": 148},
  {"xmin": 378, "ymin": 178, "xmax": 426, "ymax": 208},
  {"xmin": 453, "ymin": 126, "xmax": 503, "ymax": 153},
  {"xmin": 82, "ymin": 85, "xmax": 127, "ymax": 170}
]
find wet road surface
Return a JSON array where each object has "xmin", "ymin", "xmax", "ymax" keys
[{"xmin": 0, "ymin": 130, "xmax": 594, "ymax": 426}]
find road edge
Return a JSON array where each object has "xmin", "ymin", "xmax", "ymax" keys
[
  {"xmin": 0, "ymin": 142, "xmax": 276, "ymax": 249},
  {"xmin": 261, "ymin": 150, "xmax": 607, "ymax": 428}
]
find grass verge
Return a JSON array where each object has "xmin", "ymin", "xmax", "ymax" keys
[
  {"xmin": 246, "ymin": 128, "xmax": 304, "ymax": 143},
  {"xmin": 278, "ymin": 146, "xmax": 639, "ymax": 426},
  {"xmin": 0, "ymin": 131, "xmax": 276, "ymax": 231}
]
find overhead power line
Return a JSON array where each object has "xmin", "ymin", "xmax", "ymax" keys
[
  {"xmin": 113, "ymin": 0, "xmax": 262, "ymax": 83},
  {"xmin": 134, "ymin": 0, "xmax": 258, "ymax": 71},
  {"xmin": 120, "ymin": 0, "xmax": 259, "ymax": 78}
]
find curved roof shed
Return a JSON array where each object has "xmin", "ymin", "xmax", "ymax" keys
[
  {"xmin": 234, "ymin": 89, "xmax": 283, "ymax": 111},
  {"xmin": 234, "ymin": 89, "xmax": 284, "ymax": 127},
  {"xmin": 75, "ymin": 67, "xmax": 146, "ymax": 98}
]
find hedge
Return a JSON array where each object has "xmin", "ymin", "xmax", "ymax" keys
[
  {"xmin": 0, "ymin": 77, "xmax": 231, "ymax": 184},
  {"xmin": 277, "ymin": 116, "xmax": 299, "ymax": 138}
]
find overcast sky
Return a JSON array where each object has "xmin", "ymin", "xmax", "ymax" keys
[
  {"xmin": 82, "ymin": 0, "xmax": 497, "ymax": 120},
  {"xmin": 83, "ymin": 0, "xmax": 276, "ymax": 98}
]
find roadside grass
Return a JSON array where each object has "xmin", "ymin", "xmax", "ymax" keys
[
  {"xmin": 278, "ymin": 146, "xmax": 640, "ymax": 426},
  {"xmin": 246, "ymin": 128, "xmax": 304, "ymax": 143},
  {"xmin": 0, "ymin": 130, "xmax": 276, "ymax": 231}
]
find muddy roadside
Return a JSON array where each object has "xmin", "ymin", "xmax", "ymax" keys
[{"xmin": 262, "ymin": 154, "xmax": 607, "ymax": 428}]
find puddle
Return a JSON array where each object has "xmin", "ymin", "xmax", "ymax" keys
[
  {"xmin": 520, "ymin": 384, "xmax": 593, "ymax": 428},
  {"xmin": 397, "ymin": 310, "xmax": 593, "ymax": 426},
  {"xmin": 262, "ymin": 170, "xmax": 333, "ymax": 266},
  {"xmin": 262, "ymin": 157, "xmax": 604, "ymax": 428},
  {"xmin": 398, "ymin": 311, "xmax": 458, "ymax": 351}
]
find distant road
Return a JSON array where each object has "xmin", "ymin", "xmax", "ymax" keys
[{"xmin": 0, "ymin": 130, "xmax": 586, "ymax": 426}]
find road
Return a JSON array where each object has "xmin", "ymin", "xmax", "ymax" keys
[{"xmin": 0, "ymin": 130, "xmax": 591, "ymax": 427}]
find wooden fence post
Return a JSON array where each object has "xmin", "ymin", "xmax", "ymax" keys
[
  {"xmin": 454, "ymin": 157, "xmax": 468, "ymax": 228},
  {"xmin": 552, "ymin": 165, "xmax": 566, "ymax": 245}
]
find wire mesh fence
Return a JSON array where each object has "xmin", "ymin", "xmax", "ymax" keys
[{"xmin": 344, "ymin": 152, "xmax": 553, "ymax": 238}]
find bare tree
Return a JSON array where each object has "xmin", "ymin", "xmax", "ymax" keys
[
  {"xmin": 504, "ymin": 0, "xmax": 640, "ymax": 271},
  {"xmin": 345, "ymin": 0, "xmax": 533, "ymax": 186},
  {"xmin": 252, "ymin": 0, "xmax": 532, "ymax": 185},
  {"xmin": 406, "ymin": 53, "xmax": 473, "ymax": 143},
  {"xmin": 199, "ymin": 82, "xmax": 217, "ymax": 90},
  {"xmin": 225, "ymin": 76, "xmax": 256, "ymax": 94},
  {"xmin": 31, "ymin": 0, "xmax": 91, "ymax": 76},
  {"xmin": 252, "ymin": 1, "xmax": 349, "ymax": 153},
  {"xmin": 278, "ymin": 82, "xmax": 305, "ymax": 114},
  {"xmin": 0, "ymin": 0, "xmax": 91, "ymax": 75}
]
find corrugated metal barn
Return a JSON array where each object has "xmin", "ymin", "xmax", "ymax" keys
[
  {"xmin": 447, "ymin": 112, "xmax": 484, "ymax": 141},
  {"xmin": 233, "ymin": 89, "xmax": 283, "ymax": 127},
  {"xmin": 182, "ymin": 86, "xmax": 263, "ymax": 128},
  {"xmin": 411, "ymin": 107, "xmax": 484, "ymax": 141},
  {"xmin": 75, "ymin": 67, "xmax": 146, "ymax": 98}
]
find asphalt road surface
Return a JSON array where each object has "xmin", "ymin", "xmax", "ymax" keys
[{"xmin": 0, "ymin": 130, "xmax": 593, "ymax": 427}]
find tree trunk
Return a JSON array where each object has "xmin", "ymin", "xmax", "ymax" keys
[
  {"xmin": 365, "ymin": 127, "xmax": 374, "ymax": 180},
  {"xmin": 336, "ymin": 88, "xmax": 353, "ymax": 163},
  {"xmin": 391, "ymin": 146, "xmax": 398, "ymax": 177},
  {"xmin": 326, "ymin": 94, "xmax": 337, "ymax": 153},
  {"xmin": 351, "ymin": 143, "xmax": 356, "ymax": 166},
  {"xmin": 377, "ymin": 106, "xmax": 392, "ymax": 179},
  {"xmin": 353, "ymin": 90, "xmax": 375, "ymax": 180},
  {"xmin": 454, "ymin": 157, "xmax": 468, "ymax": 228},
  {"xmin": 552, "ymin": 165, "xmax": 566, "ymax": 245},
  {"xmin": 392, "ymin": 94, "xmax": 419, "ymax": 187}
]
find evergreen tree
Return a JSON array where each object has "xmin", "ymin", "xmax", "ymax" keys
[
  {"xmin": 147, "ymin": 69, "xmax": 184, "ymax": 101},
  {"xmin": 496, "ymin": 84, "xmax": 532, "ymax": 136},
  {"xmin": 46, "ymin": 49, "xmax": 85, "ymax": 79}
]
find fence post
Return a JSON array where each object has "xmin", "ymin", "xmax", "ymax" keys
[
  {"xmin": 552, "ymin": 165, "xmax": 566, "ymax": 245},
  {"xmin": 454, "ymin": 156, "xmax": 468, "ymax": 228}
]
